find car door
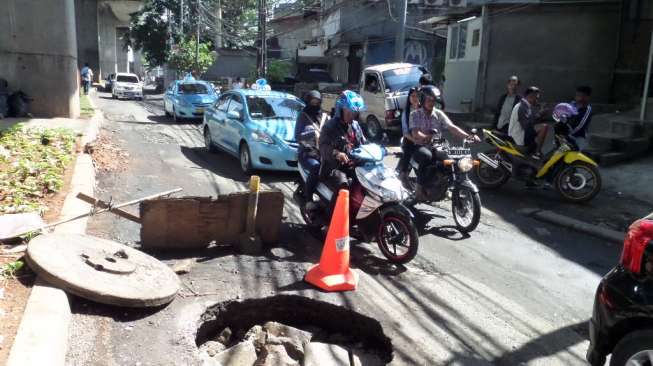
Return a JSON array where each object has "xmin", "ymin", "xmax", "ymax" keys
[
  {"xmin": 164, "ymin": 82, "xmax": 176, "ymax": 113},
  {"xmin": 207, "ymin": 93, "xmax": 231, "ymax": 148},
  {"xmin": 223, "ymin": 94, "xmax": 246, "ymax": 154}
]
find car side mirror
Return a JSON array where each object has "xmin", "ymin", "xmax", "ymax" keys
[{"xmin": 227, "ymin": 110, "xmax": 242, "ymax": 120}]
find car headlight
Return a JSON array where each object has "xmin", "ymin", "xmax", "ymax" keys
[
  {"xmin": 251, "ymin": 131, "xmax": 275, "ymax": 144},
  {"xmin": 458, "ymin": 157, "xmax": 474, "ymax": 172}
]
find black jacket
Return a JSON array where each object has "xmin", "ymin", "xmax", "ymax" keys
[
  {"xmin": 494, "ymin": 93, "xmax": 522, "ymax": 129},
  {"xmin": 294, "ymin": 111, "xmax": 322, "ymax": 160},
  {"xmin": 318, "ymin": 117, "xmax": 366, "ymax": 178}
]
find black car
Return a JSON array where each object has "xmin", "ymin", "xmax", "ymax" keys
[{"xmin": 587, "ymin": 215, "xmax": 653, "ymax": 366}]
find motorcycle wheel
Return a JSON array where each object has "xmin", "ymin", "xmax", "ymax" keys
[
  {"xmin": 474, "ymin": 154, "xmax": 510, "ymax": 189},
  {"xmin": 376, "ymin": 212, "xmax": 419, "ymax": 264},
  {"xmin": 452, "ymin": 187, "xmax": 481, "ymax": 233},
  {"xmin": 554, "ymin": 161, "xmax": 602, "ymax": 203}
]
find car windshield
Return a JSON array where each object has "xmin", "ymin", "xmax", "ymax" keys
[
  {"xmin": 382, "ymin": 67, "xmax": 425, "ymax": 92},
  {"xmin": 179, "ymin": 83, "xmax": 209, "ymax": 94},
  {"xmin": 116, "ymin": 75, "xmax": 139, "ymax": 83},
  {"xmin": 246, "ymin": 96, "xmax": 303, "ymax": 120}
]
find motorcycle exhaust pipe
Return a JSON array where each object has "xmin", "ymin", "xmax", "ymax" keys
[{"xmin": 477, "ymin": 153, "xmax": 500, "ymax": 169}]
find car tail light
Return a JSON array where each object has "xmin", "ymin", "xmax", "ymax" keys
[
  {"xmin": 620, "ymin": 219, "xmax": 653, "ymax": 274},
  {"xmin": 385, "ymin": 109, "xmax": 400, "ymax": 121}
]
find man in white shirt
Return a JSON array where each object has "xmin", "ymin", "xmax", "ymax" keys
[
  {"xmin": 232, "ymin": 77, "xmax": 243, "ymax": 90},
  {"xmin": 80, "ymin": 63, "xmax": 93, "ymax": 95},
  {"xmin": 509, "ymin": 86, "xmax": 549, "ymax": 158}
]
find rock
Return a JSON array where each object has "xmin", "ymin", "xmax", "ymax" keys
[
  {"xmin": 262, "ymin": 322, "xmax": 312, "ymax": 345},
  {"xmin": 303, "ymin": 342, "xmax": 361, "ymax": 366},
  {"xmin": 266, "ymin": 335, "xmax": 304, "ymax": 361},
  {"xmin": 244, "ymin": 325, "xmax": 267, "ymax": 351},
  {"xmin": 256, "ymin": 344, "xmax": 299, "ymax": 366},
  {"xmin": 172, "ymin": 259, "xmax": 194, "ymax": 274},
  {"xmin": 215, "ymin": 327, "xmax": 233, "ymax": 345},
  {"xmin": 199, "ymin": 341, "xmax": 227, "ymax": 357},
  {"xmin": 213, "ymin": 341, "xmax": 257, "ymax": 366}
]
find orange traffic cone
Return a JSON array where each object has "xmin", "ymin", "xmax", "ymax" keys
[{"xmin": 304, "ymin": 189, "xmax": 359, "ymax": 292}]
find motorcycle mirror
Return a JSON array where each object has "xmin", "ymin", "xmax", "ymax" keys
[{"xmin": 471, "ymin": 128, "xmax": 478, "ymax": 134}]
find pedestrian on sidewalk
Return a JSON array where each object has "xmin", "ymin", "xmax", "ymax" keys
[
  {"xmin": 569, "ymin": 86, "xmax": 593, "ymax": 151},
  {"xmin": 494, "ymin": 75, "xmax": 521, "ymax": 133},
  {"xmin": 80, "ymin": 63, "xmax": 93, "ymax": 95}
]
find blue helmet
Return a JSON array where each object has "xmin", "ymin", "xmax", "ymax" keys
[{"xmin": 335, "ymin": 90, "xmax": 366, "ymax": 118}]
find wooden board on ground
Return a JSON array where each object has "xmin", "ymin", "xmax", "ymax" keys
[
  {"xmin": 139, "ymin": 190, "xmax": 284, "ymax": 249},
  {"xmin": 26, "ymin": 233, "xmax": 180, "ymax": 307}
]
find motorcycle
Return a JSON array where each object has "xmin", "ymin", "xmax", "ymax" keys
[
  {"xmin": 474, "ymin": 116, "xmax": 601, "ymax": 203},
  {"xmin": 295, "ymin": 143, "xmax": 420, "ymax": 264},
  {"xmin": 402, "ymin": 134, "xmax": 483, "ymax": 233}
]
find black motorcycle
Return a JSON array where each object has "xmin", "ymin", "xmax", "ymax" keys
[{"xmin": 402, "ymin": 134, "xmax": 482, "ymax": 233}]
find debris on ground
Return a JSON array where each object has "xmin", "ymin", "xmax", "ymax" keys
[
  {"xmin": 86, "ymin": 132, "xmax": 129, "ymax": 173},
  {"xmin": 0, "ymin": 126, "xmax": 76, "ymax": 214},
  {"xmin": 199, "ymin": 321, "xmax": 376, "ymax": 366},
  {"xmin": 171, "ymin": 259, "xmax": 194, "ymax": 274}
]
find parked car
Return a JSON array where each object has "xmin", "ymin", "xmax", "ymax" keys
[
  {"xmin": 587, "ymin": 213, "xmax": 653, "ymax": 366},
  {"xmin": 321, "ymin": 63, "xmax": 429, "ymax": 141},
  {"xmin": 112, "ymin": 73, "xmax": 143, "ymax": 100},
  {"xmin": 163, "ymin": 79, "xmax": 219, "ymax": 122},
  {"xmin": 202, "ymin": 89, "xmax": 304, "ymax": 174}
]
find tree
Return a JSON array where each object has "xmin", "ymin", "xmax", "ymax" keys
[
  {"xmin": 167, "ymin": 38, "xmax": 216, "ymax": 74},
  {"xmin": 266, "ymin": 60, "xmax": 292, "ymax": 83}
]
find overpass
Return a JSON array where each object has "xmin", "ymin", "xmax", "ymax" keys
[{"xmin": 0, "ymin": 0, "xmax": 144, "ymax": 118}]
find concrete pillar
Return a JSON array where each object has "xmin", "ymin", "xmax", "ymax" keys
[
  {"xmin": 115, "ymin": 27, "xmax": 129, "ymax": 73},
  {"xmin": 98, "ymin": 3, "xmax": 118, "ymax": 79},
  {"xmin": 0, "ymin": 0, "xmax": 80, "ymax": 117},
  {"xmin": 75, "ymin": 0, "xmax": 100, "ymax": 81}
]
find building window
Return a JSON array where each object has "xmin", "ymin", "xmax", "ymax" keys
[
  {"xmin": 449, "ymin": 23, "xmax": 468, "ymax": 60},
  {"xmin": 472, "ymin": 29, "xmax": 480, "ymax": 47}
]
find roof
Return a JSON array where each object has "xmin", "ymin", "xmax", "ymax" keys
[
  {"xmin": 227, "ymin": 89, "xmax": 299, "ymax": 100},
  {"xmin": 365, "ymin": 63, "xmax": 421, "ymax": 73},
  {"xmin": 116, "ymin": 72, "xmax": 138, "ymax": 77}
]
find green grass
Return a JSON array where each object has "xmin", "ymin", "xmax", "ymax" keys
[
  {"xmin": 79, "ymin": 94, "xmax": 94, "ymax": 118},
  {"xmin": 0, "ymin": 125, "xmax": 76, "ymax": 214}
]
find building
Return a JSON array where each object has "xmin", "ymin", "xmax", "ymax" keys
[
  {"xmin": 439, "ymin": 0, "xmax": 651, "ymax": 114},
  {"xmin": 203, "ymin": 48, "xmax": 258, "ymax": 81}
]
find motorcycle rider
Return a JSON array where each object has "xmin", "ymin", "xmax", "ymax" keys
[
  {"xmin": 411, "ymin": 86, "xmax": 480, "ymax": 201},
  {"xmin": 508, "ymin": 86, "xmax": 549, "ymax": 159},
  {"xmin": 294, "ymin": 90, "xmax": 327, "ymax": 208},
  {"xmin": 318, "ymin": 90, "xmax": 367, "ymax": 208}
]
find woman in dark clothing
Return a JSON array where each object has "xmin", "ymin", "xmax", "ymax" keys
[
  {"xmin": 397, "ymin": 87, "xmax": 421, "ymax": 183},
  {"xmin": 294, "ymin": 90, "xmax": 325, "ymax": 204}
]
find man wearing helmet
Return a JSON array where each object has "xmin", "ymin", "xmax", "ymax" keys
[
  {"xmin": 294, "ymin": 90, "xmax": 327, "ymax": 207},
  {"xmin": 318, "ymin": 90, "xmax": 367, "ymax": 200},
  {"xmin": 410, "ymin": 86, "xmax": 480, "ymax": 201}
]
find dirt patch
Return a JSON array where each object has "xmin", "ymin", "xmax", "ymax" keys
[
  {"xmin": 86, "ymin": 131, "xmax": 129, "ymax": 173},
  {"xmin": 0, "ymin": 255, "xmax": 35, "ymax": 364}
]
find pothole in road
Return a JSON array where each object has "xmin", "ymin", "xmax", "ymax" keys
[{"xmin": 196, "ymin": 295, "xmax": 393, "ymax": 365}]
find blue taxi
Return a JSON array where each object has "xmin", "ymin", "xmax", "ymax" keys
[
  {"xmin": 202, "ymin": 88, "xmax": 304, "ymax": 174},
  {"xmin": 163, "ymin": 77, "xmax": 219, "ymax": 122}
]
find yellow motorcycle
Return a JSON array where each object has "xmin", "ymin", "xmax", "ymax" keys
[{"xmin": 473, "ymin": 107, "xmax": 601, "ymax": 203}]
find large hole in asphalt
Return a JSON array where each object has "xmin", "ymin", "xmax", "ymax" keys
[{"xmin": 196, "ymin": 294, "xmax": 393, "ymax": 365}]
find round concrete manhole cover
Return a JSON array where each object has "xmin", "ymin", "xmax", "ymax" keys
[{"xmin": 26, "ymin": 233, "xmax": 180, "ymax": 307}]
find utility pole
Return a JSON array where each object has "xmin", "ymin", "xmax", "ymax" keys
[
  {"xmin": 180, "ymin": 0, "xmax": 184, "ymax": 35},
  {"xmin": 214, "ymin": 0, "xmax": 222, "ymax": 49},
  {"xmin": 258, "ymin": 0, "xmax": 267, "ymax": 78},
  {"xmin": 196, "ymin": 0, "xmax": 201, "ymax": 73},
  {"xmin": 396, "ymin": 0, "xmax": 408, "ymax": 63},
  {"xmin": 641, "ymin": 29, "xmax": 653, "ymax": 121}
]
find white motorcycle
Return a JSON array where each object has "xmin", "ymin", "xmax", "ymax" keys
[{"xmin": 294, "ymin": 144, "xmax": 420, "ymax": 264}]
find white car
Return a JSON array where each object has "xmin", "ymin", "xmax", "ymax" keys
[{"xmin": 112, "ymin": 73, "xmax": 143, "ymax": 100}]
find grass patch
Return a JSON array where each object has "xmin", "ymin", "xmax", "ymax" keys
[
  {"xmin": 80, "ymin": 94, "xmax": 94, "ymax": 118},
  {"xmin": 0, "ymin": 125, "xmax": 76, "ymax": 214}
]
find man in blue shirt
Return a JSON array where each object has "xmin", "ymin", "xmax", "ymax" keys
[{"xmin": 569, "ymin": 86, "xmax": 593, "ymax": 151}]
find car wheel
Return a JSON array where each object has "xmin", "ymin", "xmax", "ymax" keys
[
  {"xmin": 204, "ymin": 127, "xmax": 218, "ymax": 153},
  {"xmin": 239, "ymin": 143, "xmax": 253, "ymax": 175},
  {"xmin": 610, "ymin": 329, "xmax": 653, "ymax": 366}
]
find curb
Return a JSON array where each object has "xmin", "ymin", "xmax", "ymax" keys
[
  {"xmin": 520, "ymin": 208, "xmax": 626, "ymax": 244},
  {"xmin": 6, "ymin": 101, "xmax": 101, "ymax": 366}
]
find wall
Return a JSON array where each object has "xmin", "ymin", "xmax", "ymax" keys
[
  {"xmin": 482, "ymin": 3, "xmax": 621, "ymax": 112},
  {"xmin": 98, "ymin": 4, "xmax": 119, "ymax": 79},
  {"xmin": 204, "ymin": 53, "xmax": 257, "ymax": 80},
  {"xmin": 75, "ymin": 0, "xmax": 100, "ymax": 80},
  {"xmin": 443, "ymin": 17, "xmax": 483, "ymax": 113},
  {"xmin": 0, "ymin": 0, "xmax": 80, "ymax": 117}
]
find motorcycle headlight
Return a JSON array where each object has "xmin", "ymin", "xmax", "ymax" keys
[
  {"xmin": 458, "ymin": 157, "xmax": 474, "ymax": 172},
  {"xmin": 251, "ymin": 130, "xmax": 275, "ymax": 144}
]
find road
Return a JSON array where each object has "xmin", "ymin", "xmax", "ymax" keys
[{"xmin": 65, "ymin": 91, "xmax": 623, "ymax": 366}]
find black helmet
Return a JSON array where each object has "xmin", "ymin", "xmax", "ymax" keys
[
  {"xmin": 419, "ymin": 85, "xmax": 444, "ymax": 109},
  {"xmin": 304, "ymin": 90, "xmax": 321, "ymax": 103}
]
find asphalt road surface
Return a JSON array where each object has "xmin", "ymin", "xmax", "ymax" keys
[{"xmin": 65, "ymin": 91, "xmax": 623, "ymax": 366}]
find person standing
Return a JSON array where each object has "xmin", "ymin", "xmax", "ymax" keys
[
  {"xmin": 569, "ymin": 86, "xmax": 593, "ymax": 151},
  {"xmin": 232, "ymin": 77, "xmax": 243, "ymax": 90},
  {"xmin": 294, "ymin": 90, "xmax": 326, "ymax": 207},
  {"xmin": 80, "ymin": 63, "xmax": 93, "ymax": 95},
  {"xmin": 494, "ymin": 75, "xmax": 521, "ymax": 133}
]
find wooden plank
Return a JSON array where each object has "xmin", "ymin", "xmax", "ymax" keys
[{"xmin": 75, "ymin": 193, "xmax": 142, "ymax": 224}]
